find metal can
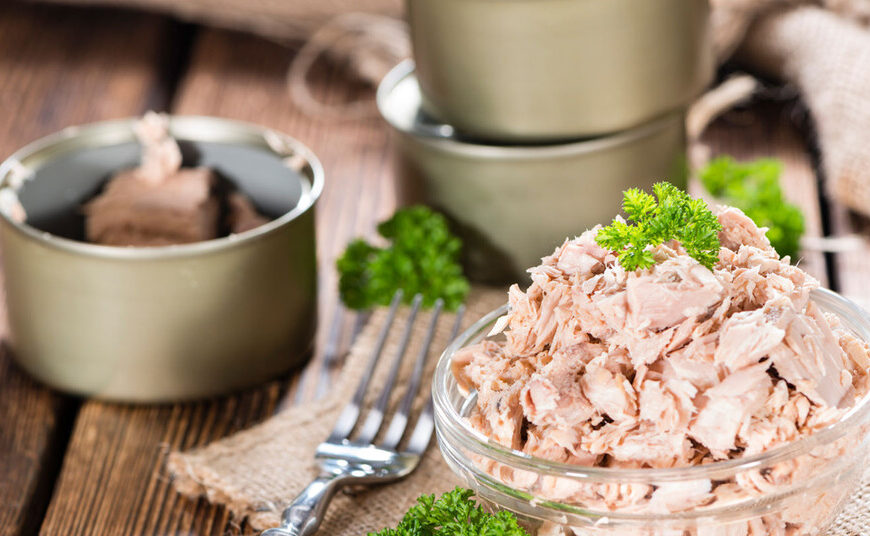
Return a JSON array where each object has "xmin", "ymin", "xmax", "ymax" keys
[
  {"xmin": 378, "ymin": 62, "xmax": 687, "ymax": 283},
  {"xmin": 408, "ymin": 0, "xmax": 713, "ymax": 142},
  {"xmin": 0, "ymin": 116, "xmax": 321, "ymax": 402}
]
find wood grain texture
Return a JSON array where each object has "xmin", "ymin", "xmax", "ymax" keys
[
  {"xmin": 700, "ymin": 102, "xmax": 829, "ymax": 285},
  {"xmin": 39, "ymin": 385, "xmax": 283, "ymax": 536},
  {"xmin": 0, "ymin": 4, "xmax": 177, "ymax": 157},
  {"xmin": 0, "ymin": 345, "xmax": 75, "ymax": 536},
  {"xmin": 38, "ymin": 27, "xmax": 395, "ymax": 535},
  {"xmin": 829, "ymin": 207, "xmax": 870, "ymax": 310},
  {"xmin": 0, "ymin": 5, "xmax": 174, "ymax": 536}
]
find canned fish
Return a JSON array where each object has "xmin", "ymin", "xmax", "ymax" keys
[{"xmin": 0, "ymin": 116, "xmax": 322, "ymax": 401}]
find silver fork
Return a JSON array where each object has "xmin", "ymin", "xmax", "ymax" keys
[{"xmin": 261, "ymin": 290, "xmax": 465, "ymax": 536}]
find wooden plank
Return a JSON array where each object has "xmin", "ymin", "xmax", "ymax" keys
[
  {"xmin": 40, "ymin": 385, "xmax": 283, "ymax": 536},
  {"xmin": 829, "ymin": 207, "xmax": 870, "ymax": 310},
  {"xmin": 0, "ymin": 345, "xmax": 75, "ymax": 536},
  {"xmin": 39, "ymin": 28, "xmax": 394, "ymax": 535},
  {"xmin": 700, "ymin": 102, "xmax": 828, "ymax": 286},
  {"xmin": 0, "ymin": 5, "xmax": 178, "ymax": 156},
  {"xmin": 0, "ymin": 4, "xmax": 175, "ymax": 536}
]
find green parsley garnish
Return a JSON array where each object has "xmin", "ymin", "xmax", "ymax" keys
[
  {"xmin": 699, "ymin": 156, "xmax": 804, "ymax": 260},
  {"xmin": 337, "ymin": 206, "xmax": 470, "ymax": 311},
  {"xmin": 595, "ymin": 182, "xmax": 722, "ymax": 271},
  {"xmin": 368, "ymin": 487, "xmax": 528, "ymax": 536}
]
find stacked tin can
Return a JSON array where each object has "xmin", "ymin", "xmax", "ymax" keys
[{"xmin": 378, "ymin": 0, "xmax": 714, "ymax": 282}]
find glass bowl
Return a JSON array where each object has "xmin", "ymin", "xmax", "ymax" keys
[{"xmin": 433, "ymin": 288, "xmax": 870, "ymax": 535}]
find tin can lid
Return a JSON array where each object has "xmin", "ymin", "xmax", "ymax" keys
[
  {"xmin": 0, "ymin": 116, "xmax": 324, "ymax": 259},
  {"xmin": 377, "ymin": 61, "xmax": 685, "ymax": 159},
  {"xmin": 376, "ymin": 61, "xmax": 458, "ymax": 140}
]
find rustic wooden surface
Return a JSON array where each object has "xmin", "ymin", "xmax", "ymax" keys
[
  {"xmin": 0, "ymin": 3, "xmax": 866, "ymax": 536},
  {"xmin": 0, "ymin": 5, "xmax": 174, "ymax": 536}
]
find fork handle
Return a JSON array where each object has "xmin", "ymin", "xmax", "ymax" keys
[{"xmin": 261, "ymin": 474, "xmax": 347, "ymax": 536}]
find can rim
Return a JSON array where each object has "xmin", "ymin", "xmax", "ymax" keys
[
  {"xmin": 0, "ymin": 115, "xmax": 324, "ymax": 259},
  {"xmin": 376, "ymin": 60, "xmax": 684, "ymax": 160}
]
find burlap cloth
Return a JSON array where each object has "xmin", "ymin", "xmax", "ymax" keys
[
  {"xmin": 167, "ymin": 287, "xmax": 506, "ymax": 533},
  {"xmin": 692, "ymin": 0, "xmax": 870, "ymax": 220}
]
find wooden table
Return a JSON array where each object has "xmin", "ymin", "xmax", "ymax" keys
[{"xmin": 0, "ymin": 3, "xmax": 867, "ymax": 535}]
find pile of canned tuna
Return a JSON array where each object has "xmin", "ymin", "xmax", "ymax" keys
[{"xmin": 378, "ymin": 0, "xmax": 714, "ymax": 282}]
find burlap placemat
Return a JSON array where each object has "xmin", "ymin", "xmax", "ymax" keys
[
  {"xmin": 167, "ymin": 287, "xmax": 506, "ymax": 533},
  {"xmin": 829, "ymin": 478, "xmax": 870, "ymax": 536}
]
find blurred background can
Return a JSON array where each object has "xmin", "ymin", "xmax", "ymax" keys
[
  {"xmin": 379, "ymin": 62, "xmax": 688, "ymax": 283},
  {"xmin": 408, "ymin": 0, "xmax": 713, "ymax": 143}
]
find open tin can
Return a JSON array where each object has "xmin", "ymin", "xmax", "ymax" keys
[
  {"xmin": 0, "ymin": 116, "xmax": 321, "ymax": 402},
  {"xmin": 408, "ymin": 0, "xmax": 713, "ymax": 142},
  {"xmin": 378, "ymin": 62, "xmax": 688, "ymax": 283}
]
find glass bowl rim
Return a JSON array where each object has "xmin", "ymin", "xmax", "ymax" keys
[{"xmin": 433, "ymin": 287, "xmax": 870, "ymax": 484}]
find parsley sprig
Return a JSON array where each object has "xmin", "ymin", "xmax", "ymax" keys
[
  {"xmin": 337, "ymin": 206, "xmax": 470, "ymax": 311},
  {"xmin": 595, "ymin": 182, "xmax": 722, "ymax": 271},
  {"xmin": 699, "ymin": 156, "xmax": 804, "ymax": 260},
  {"xmin": 368, "ymin": 487, "xmax": 528, "ymax": 536}
]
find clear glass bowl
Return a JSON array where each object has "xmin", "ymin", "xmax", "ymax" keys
[{"xmin": 433, "ymin": 288, "xmax": 870, "ymax": 535}]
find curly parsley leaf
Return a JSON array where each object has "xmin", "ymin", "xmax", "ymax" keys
[
  {"xmin": 337, "ymin": 206, "xmax": 470, "ymax": 311},
  {"xmin": 699, "ymin": 156, "xmax": 804, "ymax": 260},
  {"xmin": 368, "ymin": 487, "xmax": 529, "ymax": 536},
  {"xmin": 595, "ymin": 182, "xmax": 722, "ymax": 271}
]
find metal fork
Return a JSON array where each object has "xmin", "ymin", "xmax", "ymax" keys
[{"xmin": 261, "ymin": 290, "xmax": 465, "ymax": 536}]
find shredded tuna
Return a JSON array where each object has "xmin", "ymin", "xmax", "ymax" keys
[
  {"xmin": 452, "ymin": 205, "xmax": 870, "ymax": 534},
  {"xmin": 132, "ymin": 111, "xmax": 183, "ymax": 185},
  {"xmin": 83, "ymin": 112, "xmax": 270, "ymax": 247}
]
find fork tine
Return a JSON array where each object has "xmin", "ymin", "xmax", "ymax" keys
[
  {"xmin": 405, "ymin": 304, "xmax": 465, "ymax": 454},
  {"xmin": 315, "ymin": 310, "xmax": 368, "ymax": 400},
  {"xmin": 379, "ymin": 298, "xmax": 444, "ymax": 449},
  {"xmin": 354, "ymin": 293, "xmax": 423, "ymax": 444},
  {"xmin": 310, "ymin": 305, "xmax": 345, "ymax": 402},
  {"xmin": 327, "ymin": 290, "xmax": 403, "ymax": 443}
]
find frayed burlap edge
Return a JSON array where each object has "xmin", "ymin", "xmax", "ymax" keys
[{"xmin": 167, "ymin": 287, "xmax": 506, "ymax": 533}]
